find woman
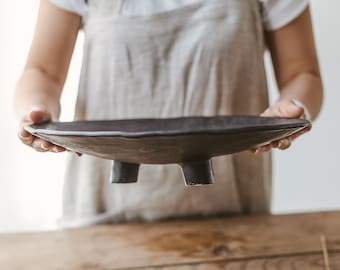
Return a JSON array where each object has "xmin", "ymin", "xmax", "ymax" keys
[{"xmin": 15, "ymin": 0, "xmax": 323, "ymax": 227}]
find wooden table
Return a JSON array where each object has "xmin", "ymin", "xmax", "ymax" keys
[{"xmin": 1, "ymin": 211, "xmax": 340, "ymax": 270}]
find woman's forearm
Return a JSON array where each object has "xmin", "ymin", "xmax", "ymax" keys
[
  {"xmin": 278, "ymin": 71, "xmax": 323, "ymax": 121},
  {"xmin": 265, "ymin": 7, "xmax": 323, "ymax": 122},
  {"xmin": 14, "ymin": 0, "xmax": 81, "ymax": 122},
  {"xmin": 15, "ymin": 68, "xmax": 62, "ymax": 121},
  {"xmin": 15, "ymin": 1, "xmax": 81, "ymax": 153}
]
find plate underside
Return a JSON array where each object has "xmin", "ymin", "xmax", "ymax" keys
[{"xmin": 26, "ymin": 116, "xmax": 310, "ymax": 164}]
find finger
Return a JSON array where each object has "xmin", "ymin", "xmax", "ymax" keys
[
  {"xmin": 288, "ymin": 124, "xmax": 313, "ymax": 142},
  {"xmin": 18, "ymin": 130, "xmax": 34, "ymax": 145},
  {"xmin": 281, "ymin": 100, "xmax": 304, "ymax": 118},
  {"xmin": 272, "ymin": 122, "xmax": 312, "ymax": 148},
  {"xmin": 250, "ymin": 149, "xmax": 257, "ymax": 154},
  {"xmin": 19, "ymin": 136, "xmax": 34, "ymax": 146},
  {"xmin": 33, "ymin": 139, "xmax": 66, "ymax": 153},
  {"xmin": 40, "ymin": 140, "xmax": 66, "ymax": 153},
  {"xmin": 261, "ymin": 100, "xmax": 305, "ymax": 119},
  {"xmin": 32, "ymin": 138, "xmax": 53, "ymax": 152},
  {"xmin": 32, "ymin": 139, "xmax": 48, "ymax": 152},
  {"xmin": 19, "ymin": 108, "xmax": 51, "ymax": 142},
  {"xmin": 19, "ymin": 127, "xmax": 32, "ymax": 138},
  {"xmin": 272, "ymin": 100, "xmax": 298, "ymax": 118},
  {"xmin": 262, "ymin": 103, "xmax": 284, "ymax": 117},
  {"xmin": 250, "ymin": 148, "xmax": 261, "ymax": 154},
  {"xmin": 258, "ymin": 144, "xmax": 272, "ymax": 153},
  {"xmin": 261, "ymin": 107, "xmax": 275, "ymax": 117},
  {"xmin": 53, "ymin": 146, "xmax": 66, "ymax": 153},
  {"xmin": 278, "ymin": 139, "xmax": 291, "ymax": 150},
  {"xmin": 270, "ymin": 140, "xmax": 280, "ymax": 148},
  {"xmin": 252, "ymin": 144, "xmax": 272, "ymax": 154},
  {"xmin": 290, "ymin": 130, "xmax": 307, "ymax": 141},
  {"xmin": 29, "ymin": 110, "xmax": 51, "ymax": 124}
]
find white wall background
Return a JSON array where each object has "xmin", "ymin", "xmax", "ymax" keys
[{"xmin": 0, "ymin": 0, "xmax": 339, "ymax": 233}]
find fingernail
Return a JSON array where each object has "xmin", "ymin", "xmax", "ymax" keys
[{"xmin": 41, "ymin": 142, "xmax": 50, "ymax": 150}]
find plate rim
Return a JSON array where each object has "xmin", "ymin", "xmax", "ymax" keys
[{"xmin": 24, "ymin": 116, "xmax": 311, "ymax": 138}]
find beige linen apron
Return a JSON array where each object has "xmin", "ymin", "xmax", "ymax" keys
[{"xmin": 61, "ymin": 0, "xmax": 271, "ymax": 227}]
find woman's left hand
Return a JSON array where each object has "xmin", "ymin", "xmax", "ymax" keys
[{"xmin": 251, "ymin": 99, "xmax": 312, "ymax": 154}]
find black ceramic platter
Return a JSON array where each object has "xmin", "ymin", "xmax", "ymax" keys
[{"xmin": 26, "ymin": 116, "xmax": 310, "ymax": 186}]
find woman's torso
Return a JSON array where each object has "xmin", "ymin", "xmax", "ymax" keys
[{"xmin": 60, "ymin": 0, "xmax": 271, "ymax": 228}]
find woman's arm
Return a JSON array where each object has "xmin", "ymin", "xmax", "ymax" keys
[
  {"xmin": 15, "ymin": 0, "xmax": 81, "ymax": 153},
  {"xmin": 255, "ymin": 6, "xmax": 323, "ymax": 153}
]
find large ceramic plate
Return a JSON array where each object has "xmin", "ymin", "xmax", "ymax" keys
[{"xmin": 26, "ymin": 116, "xmax": 310, "ymax": 185}]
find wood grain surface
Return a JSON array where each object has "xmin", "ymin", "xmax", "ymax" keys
[
  {"xmin": 154, "ymin": 253, "xmax": 340, "ymax": 270},
  {"xmin": 1, "ymin": 211, "xmax": 340, "ymax": 270}
]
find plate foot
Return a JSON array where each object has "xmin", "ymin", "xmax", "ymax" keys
[
  {"xmin": 111, "ymin": 161, "xmax": 140, "ymax": 184},
  {"xmin": 180, "ymin": 159, "xmax": 215, "ymax": 186}
]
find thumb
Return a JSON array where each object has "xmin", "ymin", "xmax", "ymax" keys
[
  {"xmin": 280, "ymin": 100, "xmax": 304, "ymax": 118},
  {"xmin": 27, "ymin": 106, "xmax": 51, "ymax": 124}
]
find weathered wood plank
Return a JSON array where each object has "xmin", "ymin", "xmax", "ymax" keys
[{"xmin": 0, "ymin": 211, "xmax": 340, "ymax": 270}]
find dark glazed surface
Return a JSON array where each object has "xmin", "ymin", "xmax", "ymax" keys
[
  {"xmin": 26, "ymin": 116, "xmax": 310, "ymax": 164},
  {"xmin": 27, "ymin": 115, "xmax": 309, "ymax": 137}
]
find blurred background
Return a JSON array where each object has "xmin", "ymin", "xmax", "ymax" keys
[{"xmin": 0, "ymin": 0, "xmax": 339, "ymax": 232}]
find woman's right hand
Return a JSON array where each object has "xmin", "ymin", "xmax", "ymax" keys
[{"xmin": 18, "ymin": 106, "xmax": 66, "ymax": 153}]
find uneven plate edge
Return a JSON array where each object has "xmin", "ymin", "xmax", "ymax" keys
[{"xmin": 24, "ymin": 121, "xmax": 310, "ymax": 138}]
